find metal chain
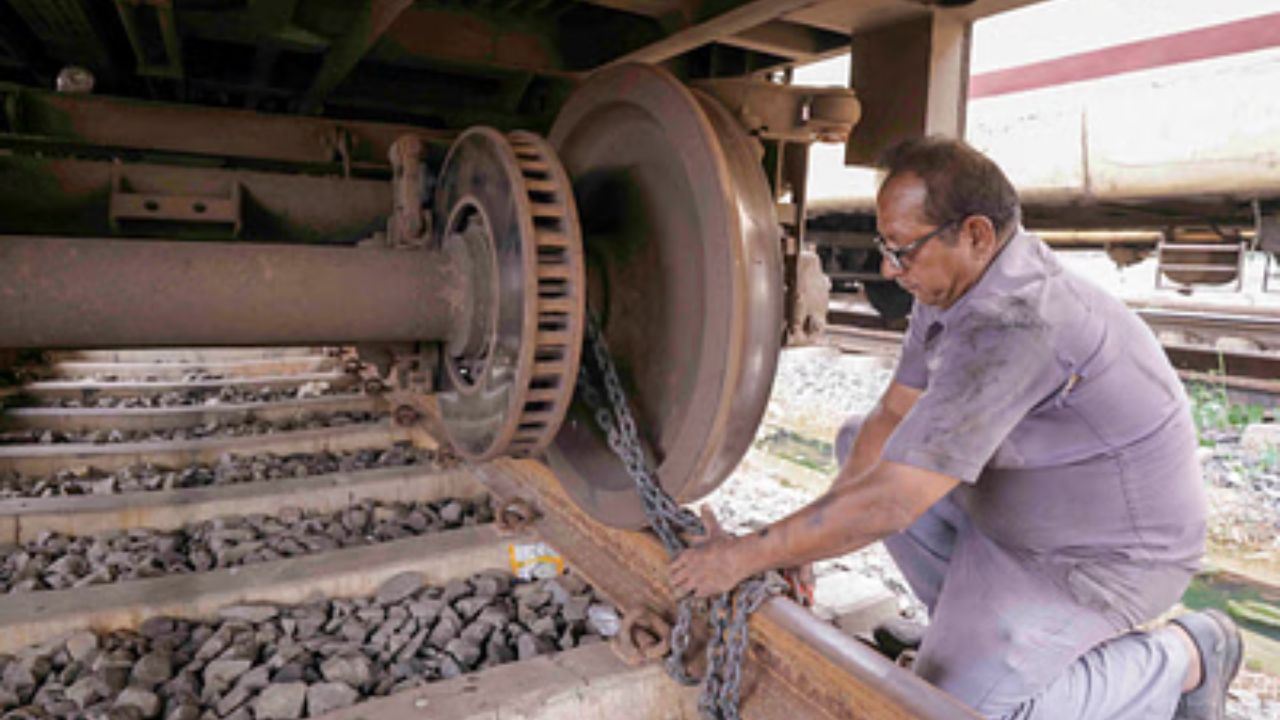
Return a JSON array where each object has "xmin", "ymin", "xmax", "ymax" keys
[{"xmin": 577, "ymin": 316, "xmax": 783, "ymax": 719}]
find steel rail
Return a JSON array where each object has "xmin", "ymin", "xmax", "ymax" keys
[
  {"xmin": 828, "ymin": 304, "xmax": 1280, "ymax": 390},
  {"xmin": 477, "ymin": 458, "xmax": 979, "ymax": 720},
  {"xmin": 823, "ymin": 325, "xmax": 907, "ymax": 357},
  {"xmin": 1136, "ymin": 308, "xmax": 1280, "ymax": 350}
]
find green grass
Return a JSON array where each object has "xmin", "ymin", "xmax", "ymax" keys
[
  {"xmin": 1186, "ymin": 377, "xmax": 1269, "ymax": 444},
  {"xmin": 754, "ymin": 428, "xmax": 838, "ymax": 475}
]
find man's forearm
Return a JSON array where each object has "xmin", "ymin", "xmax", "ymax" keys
[
  {"xmin": 834, "ymin": 405, "xmax": 903, "ymax": 490},
  {"xmin": 737, "ymin": 470, "xmax": 912, "ymax": 576}
]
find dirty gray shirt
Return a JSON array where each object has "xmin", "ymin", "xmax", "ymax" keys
[{"xmin": 882, "ymin": 229, "xmax": 1205, "ymax": 569}]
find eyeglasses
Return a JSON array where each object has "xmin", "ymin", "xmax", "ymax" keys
[{"xmin": 874, "ymin": 221, "xmax": 957, "ymax": 270}]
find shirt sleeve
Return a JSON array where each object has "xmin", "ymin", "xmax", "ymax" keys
[
  {"xmin": 891, "ymin": 300, "xmax": 929, "ymax": 390},
  {"xmin": 882, "ymin": 301, "xmax": 1066, "ymax": 483}
]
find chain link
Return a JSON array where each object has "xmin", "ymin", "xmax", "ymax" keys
[{"xmin": 577, "ymin": 317, "xmax": 783, "ymax": 719}]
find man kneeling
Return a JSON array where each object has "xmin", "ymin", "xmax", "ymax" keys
[{"xmin": 671, "ymin": 137, "xmax": 1240, "ymax": 720}]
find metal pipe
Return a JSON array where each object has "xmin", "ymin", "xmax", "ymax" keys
[{"xmin": 0, "ymin": 236, "xmax": 462, "ymax": 349}]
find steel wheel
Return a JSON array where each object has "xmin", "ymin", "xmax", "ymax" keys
[{"xmin": 546, "ymin": 64, "xmax": 783, "ymax": 529}]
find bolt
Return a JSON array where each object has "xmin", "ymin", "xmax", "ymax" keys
[
  {"xmin": 393, "ymin": 404, "xmax": 420, "ymax": 427},
  {"xmin": 495, "ymin": 498, "xmax": 539, "ymax": 533}
]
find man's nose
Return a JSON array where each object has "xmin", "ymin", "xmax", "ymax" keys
[{"xmin": 880, "ymin": 254, "xmax": 901, "ymax": 280}]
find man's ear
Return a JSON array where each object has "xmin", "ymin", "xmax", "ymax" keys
[{"xmin": 963, "ymin": 215, "xmax": 998, "ymax": 258}]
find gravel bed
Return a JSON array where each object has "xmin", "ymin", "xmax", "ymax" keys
[
  {"xmin": 36, "ymin": 383, "xmax": 358, "ymax": 410},
  {"xmin": 0, "ymin": 497, "xmax": 493, "ymax": 594},
  {"xmin": 0, "ymin": 570, "xmax": 618, "ymax": 719},
  {"xmin": 1200, "ymin": 439, "xmax": 1280, "ymax": 550},
  {"xmin": 0, "ymin": 412, "xmax": 387, "ymax": 447},
  {"xmin": 0, "ymin": 443, "xmax": 451, "ymax": 499}
]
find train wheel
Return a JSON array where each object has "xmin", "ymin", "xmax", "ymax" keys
[{"xmin": 545, "ymin": 64, "xmax": 783, "ymax": 529}]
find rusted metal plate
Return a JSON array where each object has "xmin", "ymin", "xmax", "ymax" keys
[
  {"xmin": 476, "ymin": 458, "xmax": 978, "ymax": 719},
  {"xmin": 0, "ymin": 157, "xmax": 392, "ymax": 242}
]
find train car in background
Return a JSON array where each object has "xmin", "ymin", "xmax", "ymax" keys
[{"xmin": 806, "ymin": 0, "xmax": 1280, "ymax": 318}]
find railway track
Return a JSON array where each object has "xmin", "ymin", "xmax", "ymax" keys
[
  {"xmin": 0, "ymin": 346, "xmax": 968, "ymax": 719},
  {"xmin": 827, "ymin": 296, "xmax": 1280, "ymax": 397}
]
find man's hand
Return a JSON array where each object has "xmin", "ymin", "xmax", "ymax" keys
[{"xmin": 669, "ymin": 506, "xmax": 754, "ymax": 599}]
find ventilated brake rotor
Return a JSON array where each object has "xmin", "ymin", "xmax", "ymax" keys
[
  {"xmin": 433, "ymin": 128, "xmax": 585, "ymax": 460},
  {"xmin": 546, "ymin": 64, "xmax": 784, "ymax": 529}
]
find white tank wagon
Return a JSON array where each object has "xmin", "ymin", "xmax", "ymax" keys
[{"xmin": 807, "ymin": 6, "xmax": 1280, "ymax": 312}]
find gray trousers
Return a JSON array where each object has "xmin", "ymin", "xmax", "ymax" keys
[{"xmin": 836, "ymin": 415, "xmax": 1192, "ymax": 719}]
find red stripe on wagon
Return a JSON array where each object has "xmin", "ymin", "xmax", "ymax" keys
[{"xmin": 970, "ymin": 10, "xmax": 1280, "ymax": 99}]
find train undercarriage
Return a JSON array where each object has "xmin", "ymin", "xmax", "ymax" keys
[{"xmin": 0, "ymin": 1, "xmax": 1071, "ymax": 717}]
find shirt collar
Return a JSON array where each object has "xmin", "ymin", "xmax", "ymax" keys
[{"xmin": 935, "ymin": 226, "xmax": 1029, "ymax": 324}]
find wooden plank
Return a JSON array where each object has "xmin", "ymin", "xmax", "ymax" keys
[
  {"xmin": 0, "ymin": 526, "xmax": 518, "ymax": 653},
  {"xmin": 0, "ymin": 464, "xmax": 483, "ymax": 543},
  {"xmin": 0, "ymin": 423, "xmax": 409, "ymax": 475}
]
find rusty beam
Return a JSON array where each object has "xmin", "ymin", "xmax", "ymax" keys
[
  {"xmin": 114, "ymin": 0, "xmax": 184, "ymax": 79},
  {"xmin": 1, "ymin": 85, "xmax": 452, "ymax": 170},
  {"xmin": 0, "ymin": 236, "xmax": 462, "ymax": 349},
  {"xmin": 299, "ymin": 0, "xmax": 416, "ymax": 114},
  {"xmin": 375, "ymin": 9, "xmax": 566, "ymax": 76},
  {"xmin": 604, "ymin": 0, "xmax": 825, "ymax": 67},
  {"xmin": 573, "ymin": 0, "xmax": 697, "ymax": 19},
  {"xmin": 720, "ymin": 20, "xmax": 848, "ymax": 62},
  {"xmin": 477, "ymin": 459, "xmax": 978, "ymax": 719},
  {"xmin": 845, "ymin": 12, "xmax": 970, "ymax": 166},
  {"xmin": 0, "ymin": 156, "xmax": 392, "ymax": 243}
]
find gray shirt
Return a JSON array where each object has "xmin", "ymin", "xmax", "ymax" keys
[{"xmin": 883, "ymin": 230, "xmax": 1205, "ymax": 567}]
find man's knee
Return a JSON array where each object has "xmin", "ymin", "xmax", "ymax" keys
[{"xmin": 834, "ymin": 413, "xmax": 866, "ymax": 467}]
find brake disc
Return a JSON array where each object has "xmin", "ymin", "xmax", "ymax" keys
[
  {"xmin": 433, "ymin": 128, "xmax": 586, "ymax": 460},
  {"xmin": 545, "ymin": 64, "xmax": 783, "ymax": 529}
]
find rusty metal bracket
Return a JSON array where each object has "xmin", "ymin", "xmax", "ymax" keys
[
  {"xmin": 495, "ymin": 497, "xmax": 541, "ymax": 534},
  {"xmin": 387, "ymin": 135, "xmax": 434, "ymax": 249},
  {"xmin": 786, "ymin": 247, "xmax": 831, "ymax": 346},
  {"xmin": 114, "ymin": 0, "xmax": 184, "ymax": 80},
  {"xmin": 613, "ymin": 607, "xmax": 672, "ymax": 666},
  {"xmin": 691, "ymin": 78, "xmax": 860, "ymax": 144},
  {"xmin": 393, "ymin": 403, "xmax": 421, "ymax": 427},
  {"xmin": 108, "ymin": 171, "xmax": 242, "ymax": 237}
]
